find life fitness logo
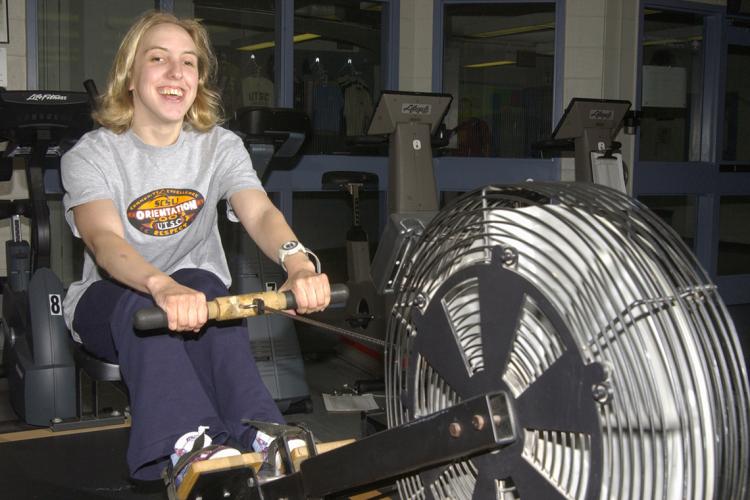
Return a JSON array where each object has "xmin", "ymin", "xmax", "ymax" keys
[
  {"xmin": 127, "ymin": 188, "xmax": 204, "ymax": 237},
  {"xmin": 26, "ymin": 93, "xmax": 68, "ymax": 101}
]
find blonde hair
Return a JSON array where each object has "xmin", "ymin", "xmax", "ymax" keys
[{"xmin": 94, "ymin": 10, "xmax": 222, "ymax": 133}]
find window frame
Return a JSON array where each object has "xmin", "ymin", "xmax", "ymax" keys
[
  {"xmin": 717, "ymin": 16, "xmax": 750, "ymax": 302},
  {"xmin": 634, "ymin": 0, "xmax": 750, "ymax": 305}
]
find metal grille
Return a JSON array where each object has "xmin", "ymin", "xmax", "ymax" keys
[{"xmin": 385, "ymin": 182, "xmax": 750, "ymax": 499}]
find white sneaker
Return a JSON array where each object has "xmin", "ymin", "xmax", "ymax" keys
[
  {"xmin": 253, "ymin": 429, "xmax": 308, "ymax": 477},
  {"xmin": 168, "ymin": 426, "xmax": 241, "ymax": 489}
]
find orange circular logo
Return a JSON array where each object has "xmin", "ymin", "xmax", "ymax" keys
[{"xmin": 127, "ymin": 188, "xmax": 205, "ymax": 237}]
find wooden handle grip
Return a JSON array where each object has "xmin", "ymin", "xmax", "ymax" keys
[{"xmin": 133, "ymin": 284, "xmax": 349, "ymax": 330}]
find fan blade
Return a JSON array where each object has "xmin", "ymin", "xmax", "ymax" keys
[
  {"xmin": 476, "ymin": 271, "xmax": 526, "ymax": 372},
  {"xmin": 473, "ymin": 449, "xmax": 571, "ymax": 500},
  {"xmin": 412, "ymin": 307, "xmax": 474, "ymax": 397},
  {"xmin": 516, "ymin": 350, "xmax": 602, "ymax": 436}
]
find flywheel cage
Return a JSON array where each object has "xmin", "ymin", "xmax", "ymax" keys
[{"xmin": 384, "ymin": 182, "xmax": 750, "ymax": 500}]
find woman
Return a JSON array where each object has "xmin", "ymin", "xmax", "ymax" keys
[{"xmin": 61, "ymin": 10, "xmax": 330, "ymax": 482}]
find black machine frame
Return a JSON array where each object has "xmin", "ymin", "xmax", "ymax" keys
[
  {"xmin": 180, "ymin": 391, "xmax": 516, "ymax": 500},
  {"xmin": 0, "ymin": 90, "xmax": 94, "ymax": 426}
]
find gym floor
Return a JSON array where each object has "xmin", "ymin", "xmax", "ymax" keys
[{"xmin": 0, "ymin": 334, "xmax": 386, "ymax": 499}]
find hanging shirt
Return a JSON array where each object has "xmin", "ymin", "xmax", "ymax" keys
[
  {"xmin": 312, "ymin": 83, "xmax": 344, "ymax": 134},
  {"xmin": 342, "ymin": 83, "xmax": 373, "ymax": 136},
  {"xmin": 241, "ymin": 76, "xmax": 275, "ymax": 108}
]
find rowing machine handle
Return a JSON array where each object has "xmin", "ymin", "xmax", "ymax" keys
[{"xmin": 133, "ymin": 284, "xmax": 349, "ymax": 330}]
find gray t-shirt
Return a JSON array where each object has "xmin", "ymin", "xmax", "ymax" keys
[{"xmin": 61, "ymin": 125, "xmax": 264, "ymax": 335}]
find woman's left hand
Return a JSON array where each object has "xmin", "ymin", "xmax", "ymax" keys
[
  {"xmin": 281, "ymin": 268, "xmax": 331, "ymax": 314},
  {"xmin": 278, "ymin": 249, "xmax": 330, "ymax": 313}
]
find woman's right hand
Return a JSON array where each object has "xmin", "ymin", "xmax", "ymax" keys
[{"xmin": 146, "ymin": 275, "xmax": 208, "ymax": 333}]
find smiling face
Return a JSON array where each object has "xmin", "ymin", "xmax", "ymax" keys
[{"xmin": 129, "ymin": 22, "xmax": 200, "ymax": 139}]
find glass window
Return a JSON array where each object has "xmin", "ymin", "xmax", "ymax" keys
[
  {"xmin": 718, "ymin": 196, "xmax": 750, "ymax": 275},
  {"xmin": 37, "ymin": 0, "xmax": 155, "ymax": 91},
  {"xmin": 639, "ymin": 9, "xmax": 705, "ymax": 162},
  {"xmin": 179, "ymin": 0, "xmax": 277, "ymax": 118},
  {"xmin": 293, "ymin": 1, "xmax": 383, "ymax": 155},
  {"xmin": 723, "ymin": 44, "xmax": 750, "ymax": 163},
  {"xmin": 638, "ymin": 195, "xmax": 697, "ymax": 250},
  {"xmin": 441, "ymin": 3, "xmax": 556, "ymax": 158},
  {"xmin": 36, "ymin": 0, "xmax": 393, "ymax": 151},
  {"xmin": 37, "ymin": 0, "xmax": 277, "ymax": 121}
]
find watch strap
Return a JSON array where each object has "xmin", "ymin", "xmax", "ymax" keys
[{"xmin": 278, "ymin": 241, "xmax": 321, "ymax": 274}]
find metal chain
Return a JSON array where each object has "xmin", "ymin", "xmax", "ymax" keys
[{"xmin": 262, "ymin": 306, "xmax": 387, "ymax": 347}]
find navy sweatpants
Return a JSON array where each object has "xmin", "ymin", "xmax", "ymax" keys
[{"xmin": 72, "ymin": 268, "xmax": 284, "ymax": 481}]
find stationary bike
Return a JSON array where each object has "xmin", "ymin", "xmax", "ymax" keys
[
  {"xmin": 0, "ymin": 89, "xmax": 93, "ymax": 426},
  {"xmin": 320, "ymin": 91, "xmax": 453, "ymax": 354}
]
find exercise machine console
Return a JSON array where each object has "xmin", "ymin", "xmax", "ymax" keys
[{"xmin": 542, "ymin": 97, "xmax": 631, "ymax": 193}]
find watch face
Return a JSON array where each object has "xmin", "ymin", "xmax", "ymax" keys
[{"xmin": 282, "ymin": 241, "xmax": 300, "ymax": 251}]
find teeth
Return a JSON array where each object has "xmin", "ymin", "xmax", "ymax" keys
[{"xmin": 159, "ymin": 88, "xmax": 184, "ymax": 96}]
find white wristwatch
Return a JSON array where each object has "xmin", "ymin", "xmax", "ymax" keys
[{"xmin": 278, "ymin": 240, "xmax": 321, "ymax": 274}]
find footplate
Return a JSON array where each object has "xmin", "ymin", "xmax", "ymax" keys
[{"xmin": 173, "ymin": 391, "xmax": 514, "ymax": 499}]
